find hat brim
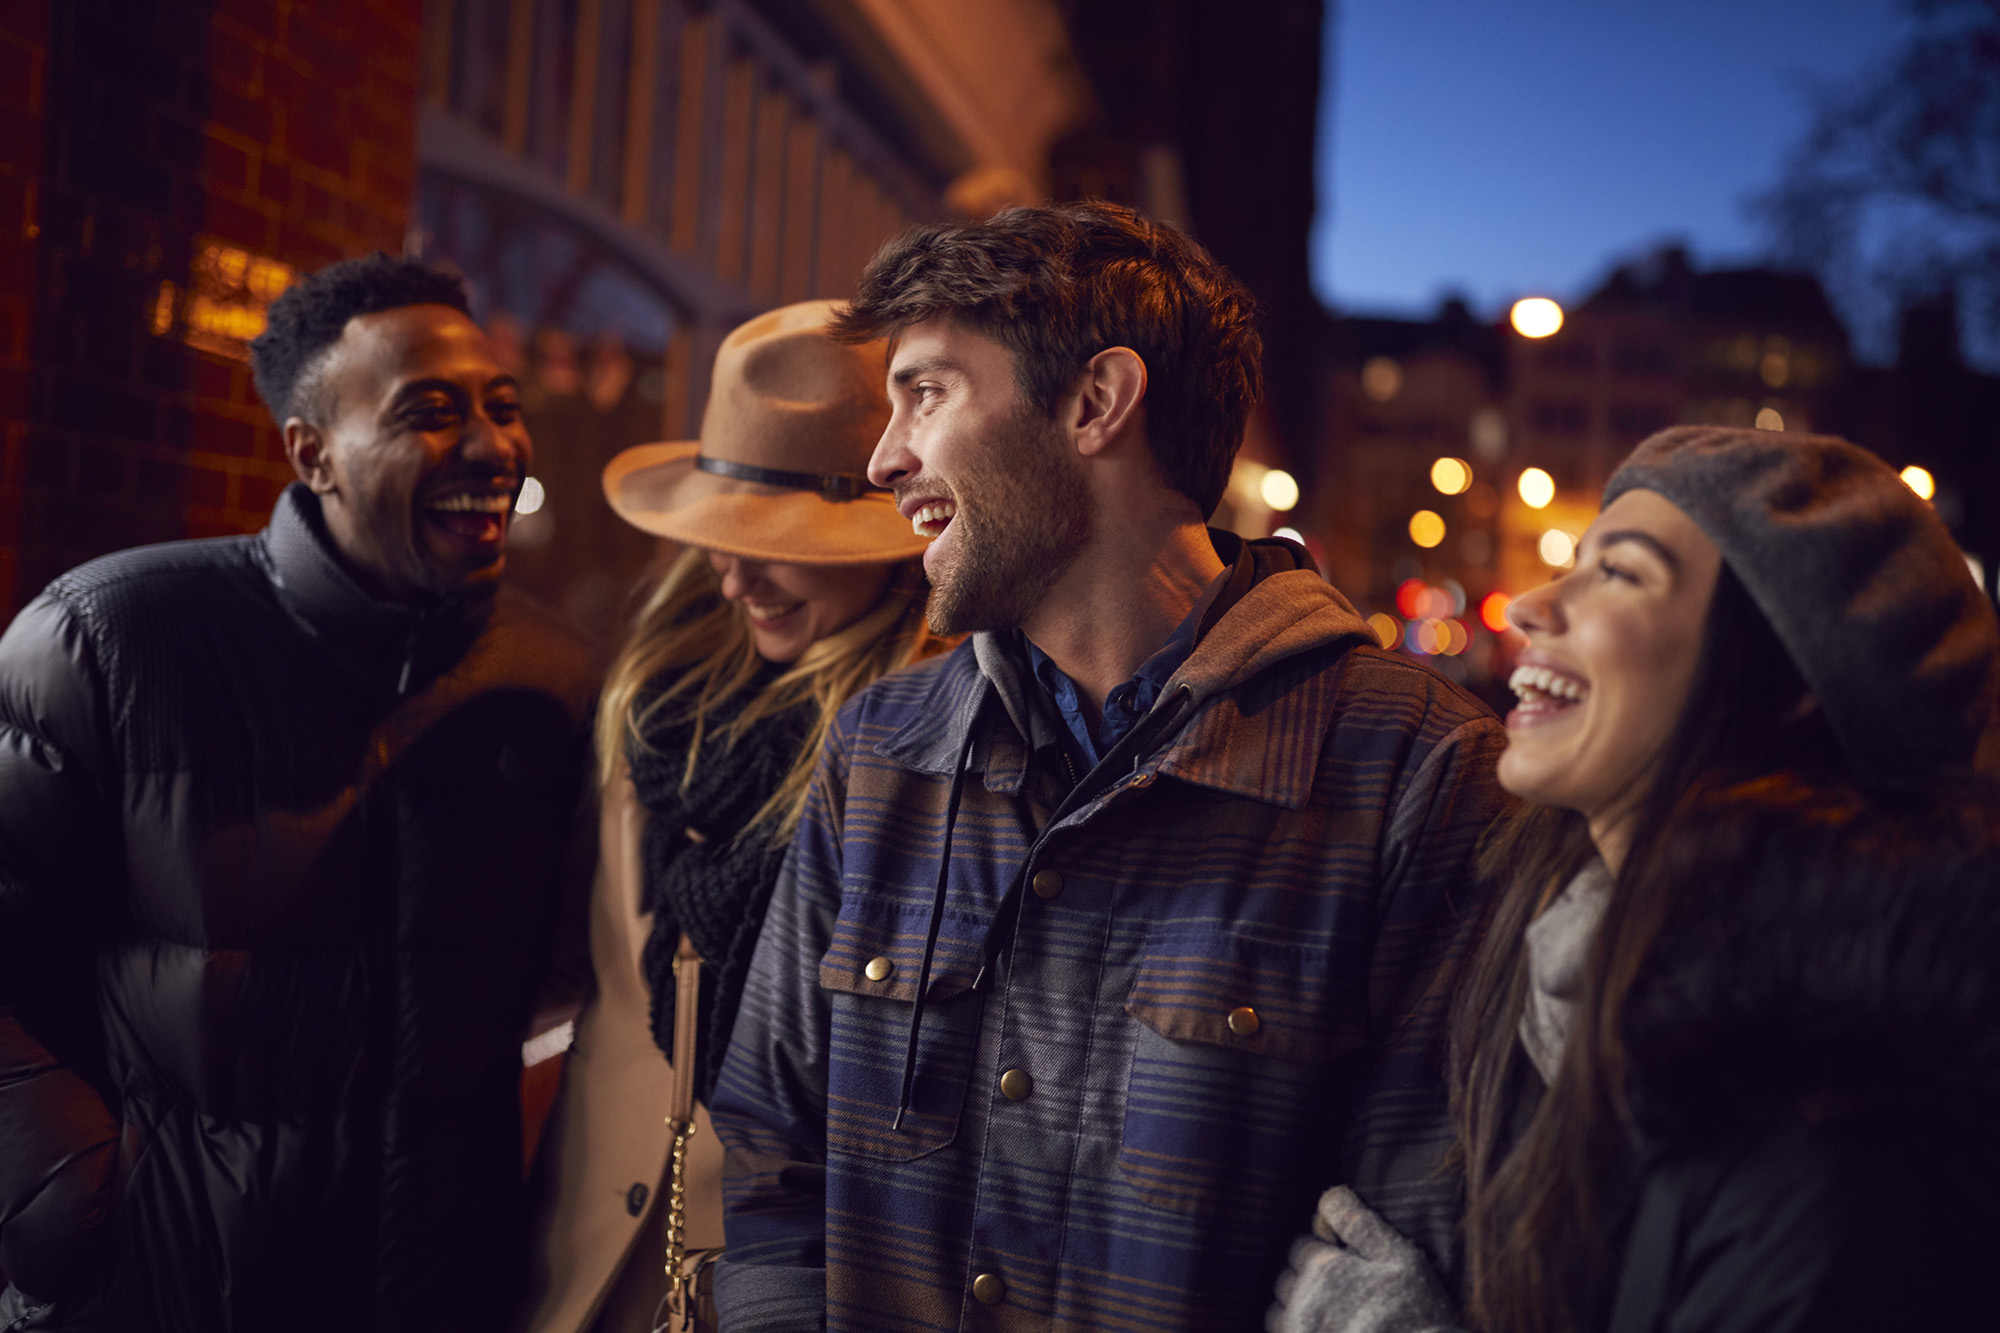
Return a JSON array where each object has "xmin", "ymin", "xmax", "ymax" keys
[{"xmin": 602, "ymin": 441, "xmax": 932, "ymax": 566}]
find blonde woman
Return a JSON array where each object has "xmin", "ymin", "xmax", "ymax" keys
[{"xmin": 521, "ymin": 301, "xmax": 939, "ymax": 1333}]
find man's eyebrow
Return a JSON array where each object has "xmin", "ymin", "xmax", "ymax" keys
[
  {"xmin": 387, "ymin": 377, "xmax": 467, "ymax": 406},
  {"xmin": 1595, "ymin": 529, "xmax": 1682, "ymax": 571},
  {"xmin": 890, "ymin": 356, "xmax": 958, "ymax": 387},
  {"xmin": 386, "ymin": 374, "xmax": 519, "ymax": 406}
]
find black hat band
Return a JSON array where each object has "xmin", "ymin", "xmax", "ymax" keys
[{"xmin": 694, "ymin": 454, "xmax": 883, "ymax": 502}]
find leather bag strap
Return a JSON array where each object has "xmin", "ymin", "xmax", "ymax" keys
[
  {"xmin": 661, "ymin": 935, "xmax": 705, "ymax": 1327},
  {"xmin": 666, "ymin": 934, "xmax": 701, "ymax": 1123}
]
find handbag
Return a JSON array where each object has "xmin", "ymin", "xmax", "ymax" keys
[{"xmin": 655, "ymin": 934, "xmax": 720, "ymax": 1333}]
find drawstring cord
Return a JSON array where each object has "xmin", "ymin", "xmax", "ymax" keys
[
  {"xmin": 892, "ymin": 691, "xmax": 986, "ymax": 1130},
  {"xmin": 888, "ymin": 681, "xmax": 1194, "ymax": 1131},
  {"xmin": 972, "ymin": 683, "xmax": 1197, "ymax": 988},
  {"xmin": 395, "ymin": 605, "xmax": 437, "ymax": 698}
]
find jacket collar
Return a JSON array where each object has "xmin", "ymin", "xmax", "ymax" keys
[
  {"xmin": 875, "ymin": 646, "xmax": 1027, "ymax": 793},
  {"xmin": 876, "ymin": 536, "xmax": 1375, "ymax": 809},
  {"xmin": 258, "ymin": 482, "xmax": 490, "ymax": 697}
]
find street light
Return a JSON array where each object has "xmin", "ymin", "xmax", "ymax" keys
[
  {"xmin": 1510, "ymin": 298, "xmax": 1564, "ymax": 339},
  {"xmin": 1901, "ymin": 465, "xmax": 1936, "ymax": 500},
  {"xmin": 1518, "ymin": 467, "xmax": 1555, "ymax": 509}
]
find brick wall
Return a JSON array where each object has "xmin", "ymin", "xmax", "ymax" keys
[
  {"xmin": 0, "ymin": 2, "xmax": 49, "ymax": 616},
  {"xmin": 0, "ymin": 0, "xmax": 419, "ymax": 619}
]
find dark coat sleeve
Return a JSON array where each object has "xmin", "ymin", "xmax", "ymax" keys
[
  {"xmin": 0, "ymin": 595, "xmax": 125, "ymax": 1301},
  {"xmin": 1608, "ymin": 1117, "xmax": 1996, "ymax": 1333}
]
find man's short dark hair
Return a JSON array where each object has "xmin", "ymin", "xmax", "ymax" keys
[
  {"xmin": 250, "ymin": 252, "xmax": 471, "ymax": 425},
  {"xmin": 830, "ymin": 201, "xmax": 1263, "ymax": 518}
]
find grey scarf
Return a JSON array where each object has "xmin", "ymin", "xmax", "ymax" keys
[{"xmin": 1519, "ymin": 858, "xmax": 1613, "ymax": 1085}]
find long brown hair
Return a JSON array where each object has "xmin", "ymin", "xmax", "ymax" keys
[
  {"xmin": 595, "ymin": 546, "xmax": 943, "ymax": 840},
  {"xmin": 1453, "ymin": 564, "xmax": 1842, "ymax": 1333}
]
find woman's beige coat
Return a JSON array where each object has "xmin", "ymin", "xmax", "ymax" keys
[{"xmin": 521, "ymin": 766, "xmax": 726, "ymax": 1333}]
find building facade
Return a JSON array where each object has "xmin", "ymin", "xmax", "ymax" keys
[{"xmin": 1312, "ymin": 246, "xmax": 1877, "ymax": 704}]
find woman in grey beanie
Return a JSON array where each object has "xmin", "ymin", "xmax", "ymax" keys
[{"xmin": 1268, "ymin": 426, "xmax": 2000, "ymax": 1333}]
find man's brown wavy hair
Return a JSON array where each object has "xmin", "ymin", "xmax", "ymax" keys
[{"xmin": 829, "ymin": 201, "xmax": 1263, "ymax": 519}]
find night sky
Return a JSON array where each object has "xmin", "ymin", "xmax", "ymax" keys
[{"xmin": 1316, "ymin": 0, "xmax": 1908, "ymax": 326}]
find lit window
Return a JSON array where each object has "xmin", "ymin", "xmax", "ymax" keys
[
  {"xmin": 1430, "ymin": 457, "xmax": 1472, "ymax": 495},
  {"xmin": 1260, "ymin": 469, "xmax": 1300, "ymax": 512},
  {"xmin": 1361, "ymin": 356, "xmax": 1403, "ymax": 402}
]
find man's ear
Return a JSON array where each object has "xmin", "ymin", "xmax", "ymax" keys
[
  {"xmin": 284, "ymin": 418, "xmax": 336, "ymax": 494},
  {"xmin": 1067, "ymin": 346, "xmax": 1147, "ymax": 459}
]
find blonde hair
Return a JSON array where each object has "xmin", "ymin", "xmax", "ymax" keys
[{"xmin": 596, "ymin": 545, "xmax": 943, "ymax": 841}]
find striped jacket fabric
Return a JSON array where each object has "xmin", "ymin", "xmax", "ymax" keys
[{"xmin": 709, "ymin": 553, "xmax": 1510, "ymax": 1331}]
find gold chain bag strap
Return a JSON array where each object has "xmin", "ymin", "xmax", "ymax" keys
[{"xmin": 658, "ymin": 934, "xmax": 719, "ymax": 1333}]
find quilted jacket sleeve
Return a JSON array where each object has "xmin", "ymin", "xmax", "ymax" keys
[
  {"xmin": 0, "ymin": 594, "xmax": 124, "ymax": 1302},
  {"xmin": 706, "ymin": 715, "xmax": 853, "ymax": 1332}
]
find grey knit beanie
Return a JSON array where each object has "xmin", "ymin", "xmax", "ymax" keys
[{"xmin": 1602, "ymin": 426, "xmax": 2000, "ymax": 781}]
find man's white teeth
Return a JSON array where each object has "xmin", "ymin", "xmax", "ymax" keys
[
  {"xmin": 427, "ymin": 493, "xmax": 513, "ymax": 514},
  {"xmin": 1508, "ymin": 664, "xmax": 1590, "ymax": 704},
  {"xmin": 911, "ymin": 501, "xmax": 957, "ymax": 538}
]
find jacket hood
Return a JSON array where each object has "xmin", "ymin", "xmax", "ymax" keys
[
  {"xmin": 1169, "ymin": 564, "xmax": 1371, "ymax": 709},
  {"xmin": 1622, "ymin": 784, "xmax": 2000, "ymax": 1150}
]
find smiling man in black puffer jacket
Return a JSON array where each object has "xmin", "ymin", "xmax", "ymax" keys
[{"xmin": 0, "ymin": 255, "xmax": 596, "ymax": 1332}]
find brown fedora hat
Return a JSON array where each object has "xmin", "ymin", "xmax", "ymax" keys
[{"xmin": 602, "ymin": 299, "xmax": 928, "ymax": 566}]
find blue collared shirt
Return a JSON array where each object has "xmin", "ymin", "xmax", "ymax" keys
[{"xmin": 1024, "ymin": 606, "xmax": 1202, "ymax": 770}]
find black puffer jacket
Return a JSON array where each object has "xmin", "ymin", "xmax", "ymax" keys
[
  {"xmin": 1604, "ymin": 787, "xmax": 2000, "ymax": 1332},
  {"xmin": 0, "ymin": 485, "xmax": 596, "ymax": 1332}
]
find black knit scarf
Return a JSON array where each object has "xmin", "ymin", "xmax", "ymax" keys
[{"xmin": 628, "ymin": 661, "xmax": 813, "ymax": 1104}]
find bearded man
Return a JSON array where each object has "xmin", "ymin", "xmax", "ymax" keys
[
  {"xmin": 0, "ymin": 254, "xmax": 595, "ymax": 1331},
  {"xmin": 708, "ymin": 202, "xmax": 1510, "ymax": 1331}
]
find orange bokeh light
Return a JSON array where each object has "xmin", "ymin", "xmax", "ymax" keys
[{"xmin": 1479, "ymin": 591, "xmax": 1512, "ymax": 633}]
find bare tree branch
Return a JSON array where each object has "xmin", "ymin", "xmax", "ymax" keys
[{"xmin": 1756, "ymin": 0, "xmax": 2000, "ymax": 364}]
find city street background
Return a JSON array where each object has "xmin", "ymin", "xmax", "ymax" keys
[{"xmin": 1, "ymin": 0, "xmax": 1994, "ymax": 714}]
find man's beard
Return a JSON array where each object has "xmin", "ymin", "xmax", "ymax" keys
[{"xmin": 921, "ymin": 411, "xmax": 1090, "ymax": 636}]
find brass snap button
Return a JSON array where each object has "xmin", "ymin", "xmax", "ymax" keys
[
  {"xmin": 972, "ymin": 1272, "xmax": 1006, "ymax": 1305},
  {"xmin": 999, "ymin": 1068, "xmax": 1034, "ymax": 1101},
  {"xmin": 1031, "ymin": 869, "xmax": 1063, "ymax": 900},
  {"xmin": 1227, "ymin": 1005, "xmax": 1260, "ymax": 1037},
  {"xmin": 864, "ymin": 956, "xmax": 894, "ymax": 982}
]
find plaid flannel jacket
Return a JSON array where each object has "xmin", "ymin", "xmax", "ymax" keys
[{"xmin": 710, "ymin": 563, "xmax": 1509, "ymax": 1331}]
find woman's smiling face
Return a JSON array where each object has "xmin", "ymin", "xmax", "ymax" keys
[
  {"xmin": 1499, "ymin": 488, "xmax": 1723, "ymax": 861},
  {"xmin": 706, "ymin": 551, "xmax": 895, "ymax": 664}
]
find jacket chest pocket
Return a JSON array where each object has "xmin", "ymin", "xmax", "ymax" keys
[
  {"xmin": 818, "ymin": 898, "xmax": 991, "ymax": 1163},
  {"xmin": 1118, "ymin": 936, "xmax": 1368, "ymax": 1218}
]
